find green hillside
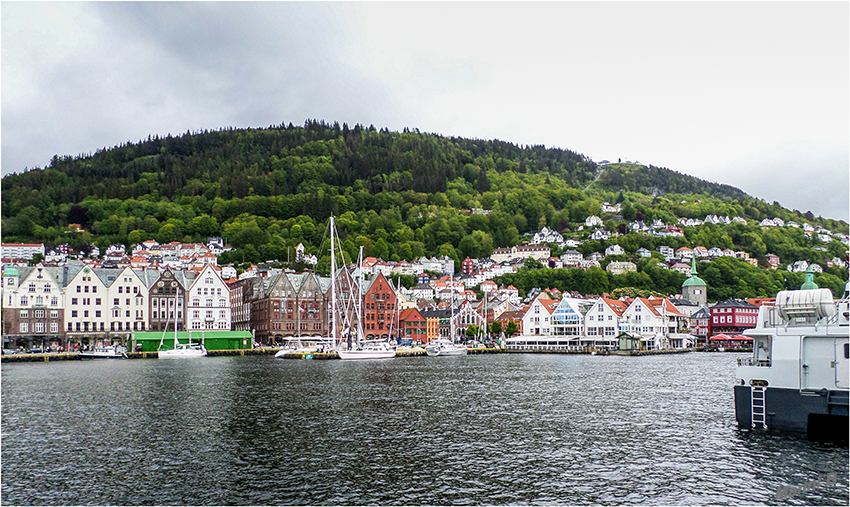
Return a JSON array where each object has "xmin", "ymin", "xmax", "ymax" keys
[{"xmin": 2, "ymin": 120, "xmax": 847, "ymax": 298}]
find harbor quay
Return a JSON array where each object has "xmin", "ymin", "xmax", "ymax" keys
[{"xmin": 1, "ymin": 345, "xmax": 707, "ymax": 362}]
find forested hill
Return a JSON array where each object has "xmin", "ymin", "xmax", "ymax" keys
[
  {"xmin": 2, "ymin": 120, "xmax": 847, "ymax": 294},
  {"xmin": 3, "ymin": 119, "xmax": 749, "ymax": 212}
]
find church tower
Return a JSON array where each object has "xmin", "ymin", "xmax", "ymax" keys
[{"xmin": 681, "ymin": 257, "xmax": 707, "ymax": 306}]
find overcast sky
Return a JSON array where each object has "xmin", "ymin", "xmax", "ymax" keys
[{"xmin": 2, "ymin": 1, "xmax": 848, "ymax": 222}]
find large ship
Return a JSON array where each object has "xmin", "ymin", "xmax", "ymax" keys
[{"xmin": 734, "ymin": 283, "xmax": 849, "ymax": 440}]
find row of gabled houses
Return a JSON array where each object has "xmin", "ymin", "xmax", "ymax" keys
[
  {"xmin": 3, "ymin": 256, "xmax": 764, "ymax": 353},
  {"xmin": 2, "ymin": 262, "xmax": 232, "ymax": 351}
]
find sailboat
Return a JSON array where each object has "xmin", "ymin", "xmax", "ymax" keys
[
  {"xmin": 158, "ymin": 287, "xmax": 206, "ymax": 359},
  {"xmin": 426, "ymin": 276, "xmax": 467, "ymax": 357},
  {"xmin": 337, "ymin": 245, "xmax": 395, "ymax": 360}
]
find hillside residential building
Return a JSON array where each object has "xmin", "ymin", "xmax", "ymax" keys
[
  {"xmin": 606, "ymin": 261, "xmax": 636, "ymax": 275},
  {"xmin": 1, "ymin": 243, "xmax": 45, "ymax": 262},
  {"xmin": 490, "ymin": 245, "xmax": 551, "ymax": 263}
]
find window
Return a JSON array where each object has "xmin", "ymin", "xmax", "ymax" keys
[
  {"xmin": 95, "ymin": 298, "xmax": 101, "ymax": 305},
  {"xmin": 113, "ymin": 298, "xmax": 119, "ymax": 306},
  {"xmin": 83, "ymin": 311, "xmax": 89, "ymax": 318},
  {"xmin": 20, "ymin": 296, "xmax": 27, "ymax": 305},
  {"xmin": 20, "ymin": 323, "xmax": 28, "ymax": 333},
  {"xmin": 71, "ymin": 310, "xmax": 78, "ymax": 318},
  {"xmin": 76, "ymin": 286, "xmax": 81, "ymax": 293},
  {"xmin": 84, "ymin": 286, "xmax": 89, "ymax": 293},
  {"xmin": 44, "ymin": 284, "xmax": 51, "ymax": 292},
  {"xmin": 19, "ymin": 310, "xmax": 29, "ymax": 318},
  {"xmin": 95, "ymin": 311, "xmax": 101, "ymax": 318},
  {"xmin": 118, "ymin": 286, "xmax": 123, "ymax": 294},
  {"xmin": 50, "ymin": 310, "xmax": 58, "ymax": 318},
  {"xmin": 35, "ymin": 322, "xmax": 44, "ymax": 333},
  {"xmin": 50, "ymin": 322, "xmax": 58, "ymax": 333},
  {"xmin": 35, "ymin": 310, "xmax": 44, "ymax": 318}
]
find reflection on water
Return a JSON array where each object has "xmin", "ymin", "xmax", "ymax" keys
[{"xmin": 2, "ymin": 353, "xmax": 847, "ymax": 505}]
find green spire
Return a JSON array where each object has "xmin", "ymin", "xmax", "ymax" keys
[
  {"xmin": 800, "ymin": 265, "xmax": 818, "ymax": 290},
  {"xmin": 682, "ymin": 257, "xmax": 706, "ymax": 288}
]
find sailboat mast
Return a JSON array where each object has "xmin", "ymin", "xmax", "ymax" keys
[
  {"xmin": 450, "ymin": 274, "xmax": 455, "ymax": 342},
  {"xmin": 330, "ymin": 216, "xmax": 337, "ymax": 347},
  {"xmin": 174, "ymin": 286, "xmax": 179, "ymax": 349},
  {"xmin": 357, "ymin": 246, "xmax": 364, "ymax": 346}
]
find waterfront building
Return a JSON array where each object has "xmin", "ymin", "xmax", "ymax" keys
[
  {"xmin": 550, "ymin": 298, "xmax": 588, "ymax": 338},
  {"xmin": 621, "ymin": 297, "xmax": 690, "ymax": 349},
  {"xmin": 187, "ymin": 264, "xmax": 231, "ymax": 331},
  {"xmin": 583, "ymin": 298, "xmax": 627, "ymax": 340},
  {"xmin": 2, "ymin": 265, "xmax": 68, "ymax": 350},
  {"xmin": 521, "ymin": 293, "xmax": 559, "ymax": 336},
  {"xmin": 708, "ymin": 298, "xmax": 759, "ymax": 337},
  {"xmin": 146, "ymin": 268, "xmax": 191, "ymax": 333},
  {"xmin": 399, "ymin": 308, "xmax": 427, "ymax": 344},
  {"xmin": 362, "ymin": 272, "xmax": 398, "ymax": 341},
  {"xmin": 106, "ymin": 266, "xmax": 149, "ymax": 339}
]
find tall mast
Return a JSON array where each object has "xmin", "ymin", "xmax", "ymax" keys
[
  {"xmin": 330, "ymin": 216, "xmax": 337, "ymax": 347},
  {"xmin": 174, "ymin": 286, "xmax": 179, "ymax": 349},
  {"xmin": 357, "ymin": 246, "xmax": 364, "ymax": 346},
  {"xmin": 450, "ymin": 274, "xmax": 455, "ymax": 342}
]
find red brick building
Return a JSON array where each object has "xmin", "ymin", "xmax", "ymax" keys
[
  {"xmin": 399, "ymin": 308, "xmax": 427, "ymax": 345},
  {"xmin": 362, "ymin": 272, "xmax": 398, "ymax": 340}
]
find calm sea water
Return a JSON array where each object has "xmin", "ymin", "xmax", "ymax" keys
[{"xmin": 2, "ymin": 352, "xmax": 847, "ymax": 505}]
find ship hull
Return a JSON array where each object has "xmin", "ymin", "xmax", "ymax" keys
[{"xmin": 734, "ymin": 385, "xmax": 848, "ymax": 440}]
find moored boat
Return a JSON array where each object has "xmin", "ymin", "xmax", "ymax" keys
[
  {"xmin": 734, "ymin": 284, "xmax": 849, "ymax": 440},
  {"xmin": 425, "ymin": 338, "xmax": 468, "ymax": 357},
  {"xmin": 80, "ymin": 344, "xmax": 128, "ymax": 359},
  {"xmin": 337, "ymin": 339, "xmax": 396, "ymax": 360}
]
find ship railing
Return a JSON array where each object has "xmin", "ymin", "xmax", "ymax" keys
[{"xmin": 737, "ymin": 357, "xmax": 770, "ymax": 367}]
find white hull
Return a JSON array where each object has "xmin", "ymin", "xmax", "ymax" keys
[
  {"xmin": 80, "ymin": 346, "xmax": 127, "ymax": 359},
  {"xmin": 337, "ymin": 348, "xmax": 396, "ymax": 360},
  {"xmin": 158, "ymin": 346, "xmax": 206, "ymax": 359},
  {"xmin": 337, "ymin": 341, "xmax": 396, "ymax": 360},
  {"xmin": 425, "ymin": 339, "xmax": 468, "ymax": 357}
]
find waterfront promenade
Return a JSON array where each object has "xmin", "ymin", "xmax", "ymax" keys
[{"xmin": 1, "ymin": 346, "xmax": 712, "ymax": 362}]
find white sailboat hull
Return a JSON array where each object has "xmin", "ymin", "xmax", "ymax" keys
[
  {"xmin": 158, "ymin": 346, "xmax": 206, "ymax": 359},
  {"xmin": 337, "ymin": 348, "xmax": 396, "ymax": 360},
  {"xmin": 425, "ymin": 339, "xmax": 468, "ymax": 357},
  {"xmin": 337, "ymin": 341, "xmax": 396, "ymax": 360}
]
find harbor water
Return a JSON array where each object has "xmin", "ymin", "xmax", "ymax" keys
[{"xmin": 2, "ymin": 353, "xmax": 847, "ymax": 505}]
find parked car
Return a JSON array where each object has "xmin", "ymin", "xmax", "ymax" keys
[{"xmin": 27, "ymin": 347, "xmax": 44, "ymax": 354}]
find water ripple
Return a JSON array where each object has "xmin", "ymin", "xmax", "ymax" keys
[{"xmin": 2, "ymin": 353, "xmax": 847, "ymax": 505}]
